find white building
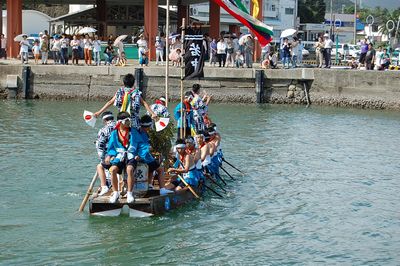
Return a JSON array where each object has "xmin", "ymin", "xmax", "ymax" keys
[
  {"xmin": 190, "ymin": 0, "xmax": 298, "ymax": 40},
  {"xmin": 2, "ymin": 10, "xmax": 51, "ymax": 37}
]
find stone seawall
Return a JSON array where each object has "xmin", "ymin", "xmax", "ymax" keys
[{"xmin": 0, "ymin": 65, "xmax": 399, "ymax": 110}]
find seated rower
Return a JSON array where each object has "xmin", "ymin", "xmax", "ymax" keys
[
  {"xmin": 135, "ymin": 115, "xmax": 173, "ymax": 195},
  {"xmin": 195, "ymin": 131, "xmax": 212, "ymax": 174},
  {"xmin": 205, "ymin": 127, "xmax": 220, "ymax": 177},
  {"xmin": 166, "ymin": 139, "xmax": 199, "ymax": 191},
  {"xmin": 185, "ymin": 136, "xmax": 205, "ymax": 183},
  {"xmin": 95, "ymin": 111, "xmax": 116, "ymax": 196},
  {"xmin": 208, "ymin": 123, "xmax": 223, "ymax": 165},
  {"xmin": 105, "ymin": 111, "xmax": 138, "ymax": 204},
  {"xmin": 148, "ymin": 96, "xmax": 170, "ymax": 118}
]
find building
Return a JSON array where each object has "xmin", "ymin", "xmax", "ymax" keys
[
  {"xmin": 324, "ymin": 13, "xmax": 364, "ymax": 44},
  {"xmin": 190, "ymin": 0, "xmax": 298, "ymax": 40},
  {"xmin": 2, "ymin": 10, "xmax": 51, "ymax": 37}
]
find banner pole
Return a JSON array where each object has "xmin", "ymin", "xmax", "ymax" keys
[
  {"xmin": 165, "ymin": 0, "xmax": 170, "ymax": 107},
  {"xmin": 180, "ymin": 18, "xmax": 186, "ymax": 138}
]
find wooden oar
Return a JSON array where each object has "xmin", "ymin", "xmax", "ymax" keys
[
  {"xmin": 223, "ymin": 158, "xmax": 245, "ymax": 176},
  {"xmin": 78, "ymin": 171, "xmax": 98, "ymax": 212},
  {"xmin": 220, "ymin": 166, "xmax": 235, "ymax": 181},
  {"xmin": 177, "ymin": 174, "xmax": 200, "ymax": 199},
  {"xmin": 205, "ymin": 173, "xmax": 227, "ymax": 193},
  {"xmin": 204, "ymin": 184, "xmax": 223, "ymax": 198}
]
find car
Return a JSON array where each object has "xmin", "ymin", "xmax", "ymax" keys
[
  {"xmin": 348, "ymin": 44, "xmax": 361, "ymax": 58},
  {"xmin": 302, "ymin": 48, "xmax": 310, "ymax": 57},
  {"xmin": 331, "ymin": 43, "xmax": 349, "ymax": 60}
]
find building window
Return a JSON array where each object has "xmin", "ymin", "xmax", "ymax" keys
[
  {"xmin": 271, "ymin": 5, "xmax": 276, "ymax": 11},
  {"xmin": 285, "ymin": 8, "xmax": 294, "ymax": 15}
]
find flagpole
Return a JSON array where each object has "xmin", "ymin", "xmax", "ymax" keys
[
  {"xmin": 180, "ymin": 18, "xmax": 186, "ymax": 139},
  {"xmin": 165, "ymin": 0, "xmax": 170, "ymax": 107}
]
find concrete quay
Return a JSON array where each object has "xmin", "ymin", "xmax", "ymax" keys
[{"xmin": 1, "ymin": 63, "xmax": 400, "ymax": 110}]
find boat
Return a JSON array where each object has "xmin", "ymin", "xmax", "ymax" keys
[{"xmin": 88, "ymin": 163, "xmax": 203, "ymax": 217}]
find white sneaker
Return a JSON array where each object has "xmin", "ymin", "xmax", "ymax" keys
[
  {"xmin": 127, "ymin": 192, "xmax": 134, "ymax": 203},
  {"xmin": 160, "ymin": 188, "xmax": 174, "ymax": 195},
  {"xmin": 98, "ymin": 186, "xmax": 109, "ymax": 196},
  {"xmin": 109, "ymin": 191, "xmax": 120, "ymax": 203}
]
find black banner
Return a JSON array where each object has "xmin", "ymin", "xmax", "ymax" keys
[{"xmin": 184, "ymin": 28, "xmax": 205, "ymax": 79}]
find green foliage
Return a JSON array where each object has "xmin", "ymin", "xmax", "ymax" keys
[
  {"xmin": 148, "ymin": 121, "xmax": 175, "ymax": 159},
  {"xmin": 299, "ymin": 0, "xmax": 326, "ymax": 23}
]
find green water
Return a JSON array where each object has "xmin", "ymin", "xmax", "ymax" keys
[{"xmin": 0, "ymin": 100, "xmax": 399, "ymax": 265}]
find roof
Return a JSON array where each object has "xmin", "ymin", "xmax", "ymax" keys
[{"xmin": 2, "ymin": 9, "xmax": 52, "ymax": 20}]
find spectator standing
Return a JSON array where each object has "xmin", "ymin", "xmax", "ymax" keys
[
  {"xmin": 314, "ymin": 36, "xmax": 324, "ymax": 68},
  {"xmin": 107, "ymin": 34, "xmax": 114, "ymax": 46},
  {"xmin": 51, "ymin": 36, "xmax": 61, "ymax": 64},
  {"xmin": 136, "ymin": 34, "xmax": 148, "ymax": 64},
  {"xmin": 323, "ymin": 33, "xmax": 333, "ymax": 68},
  {"xmin": 0, "ymin": 34, "xmax": 7, "ymax": 59},
  {"xmin": 291, "ymin": 36, "xmax": 299, "ymax": 68},
  {"xmin": 79, "ymin": 35, "xmax": 85, "ymax": 59},
  {"xmin": 70, "ymin": 35, "xmax": 80, "ymax": 65},
  {"xmin": 374, "ymin": 46, "xmax": 383, "ymax": 70},
  {"xmin": 359, "ymin": 38, "xmax": 369, "ymax": 66},
  {"xmin": 225, "ymin": 37, "xmax": 235, "ymax": 67},
  {"xmin": 216, "ymin": 38, "xmax": 226, "ymax": 67},
  {"xmin": 244, "ymin": 36, "xmax": 254, "ymax": 68},
  {"xmin": 380, "ymin": 48, "xmax": 390, "ymax": 70},
  {"xmin": 93, "ymin": 35, "xmax": 102, "ymax": 66},
  {"xmin": 209, "ymin": 38, "xmax": 217, "ymax": 66},
  {"xmin": 365, "ymin": 43, "xmax": 376, "ymax": 70},
  {"xmin": 281, "ymin": 38, "xmax": 291, "ymax": 68},
  {"xmin": 103, "ymin": 43, "xmax": 114, "ymax": 65},
  {"xmin": 297, "ymin": 39, "xmax": 304, "ymax": 65},
  {"xmin": 19, "ymin": 35, "xmax": 29, "ymax": 64},
  {"xmin": 32, "ymin": 40, "xmax": 40, "ymax": 64},
  {"xmin": 60, "ymin": 34, "xmax": 69, "ymax": 65},
  {"xmin": 83, "ymin": 34, "xmax": 93, "ymax": 65},
  {"xmin": 40, "ymin": 35, "xmax": 49, "ymax": 64},
  {"xmin": 155, "ymin": 35, "xmax": 165, "ymax": 65}
]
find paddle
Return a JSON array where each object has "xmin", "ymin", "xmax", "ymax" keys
[
  {"xmin": 214, "ymin": 172, "xmax": 227, "ymax": 186},
  {"xmin": 223, "ymin": 158, "xmax": 245, "ymax": 176},
  {"xmin": 177, "ymin": 174, "xmax": 200, "ymax": 199},
  {"xmin": 205, "ymin": 173, "xmax": 227, "ymax": 193},
  {"xmin": 204, "ymin": 183, "xmax": 223, "ymax": 198},
  {"xmin": 221, "ymin": 166, "xmax": 235, "ymax": 181},
  {"xmin": 78, "ymin": 171, "xmax": 98, "ymax": 212}
]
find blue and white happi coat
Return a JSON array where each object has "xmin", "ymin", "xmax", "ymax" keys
[
  {"xmin": 114, "ymin": 87, "xmax": 142, "ymax": 128},
  {"xmin": 95, "ymin": 121, "xmax": 116, "ymax": 162}
]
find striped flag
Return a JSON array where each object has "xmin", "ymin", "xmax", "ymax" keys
[{"xmin": 212, "ymin": 0, "xmax": 273, "ymax": 46}]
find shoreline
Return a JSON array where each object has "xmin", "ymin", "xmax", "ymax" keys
[{"xmin": 1, "ymin": 63, "xmax": 399, "ymax": 110}]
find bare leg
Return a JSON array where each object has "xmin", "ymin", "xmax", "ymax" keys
[
  {"xmin": 97, "ymin": 164, "xmax": 107, "ymax": 187},
  {"xmin": 126, "ymin": 165, "xmax": 135, "ymax": 192},
  {"xmin": 156, "ymin": 167, "xmax": 165, "ymax": 188},
  {"xmin": 110, "ymin": 166, "xmax": 119, "ymax": 192}
]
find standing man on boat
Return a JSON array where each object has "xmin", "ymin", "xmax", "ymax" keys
[
  {"xmin": 190, "ymin": 84, "xmax": 210, "ymax": 133},
  {"xmin": 94, "ymin": 74, "xmax": 157, "ymax": 128},
  {"xmin": 174, "ymin": 91, "xmax": 195, "ymax": 138},
  {"xmin": 95, "ymin": 111, "xmax": 116, "ymax": 196},
  {"xmin": 148, "ymin": 96, "xmax": 170, "ymax": 118}
]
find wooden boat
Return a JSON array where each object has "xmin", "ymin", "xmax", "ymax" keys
[{"xmin": 88, "ymin": 163, "xmax": 203, "ymax": 217}]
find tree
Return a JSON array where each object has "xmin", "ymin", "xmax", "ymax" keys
[{"xmin": 299, "ymin": 0, "xmax": 327, "ymax": 23}]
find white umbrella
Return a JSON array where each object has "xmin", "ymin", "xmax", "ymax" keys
[
  {"xmin": 78, "ymin": 27, "xmax": 97, "ymax": 35},
  {"xmin": 113, "ymin": 35, "xmax": 128, "ymax": 46},
  {"xmin": 280, "ymin": 29, "xmax": 297, "ymax": 38},
  {"xmin": 14, "ymin": 34, "xmax": 28, "ymax": 42},
  {"xmin": 239, "ymin": 34, "xmax": 252, "ymax": 45}
]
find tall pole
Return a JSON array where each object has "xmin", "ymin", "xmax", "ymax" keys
[
  {"xmin": 354, "ymin": 0, "xmax": 357, "ymax": 44},
  {"xmin": 165, "ymin": 0, "xmax": 170, "ymax": 107},
  {"xmin": 180, "ymin": 18, "xmax": 186, "ymax": 139},
  {"xmin": 330, "ymin": 0, "xmax": 333, "ymax": 38}
]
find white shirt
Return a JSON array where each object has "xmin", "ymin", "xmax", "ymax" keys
[
  {"xmin": 84, "ymin": 38, "xmax": 93, "ymax": 49},
  {"xmin": 33, "ymin": 45, "xmax": 40, "ymax": 54},
  {"xmin": 93, "ymin": 40, "xmax": 102, "ymax": 52},
  {"xmin": 324, "ymin": 39, "xmax": 334, "ymax": 49},
  {"xmin": 20, "ymin": 40, "xmax": 29, "ymax": 53},
  {"xmin": 137, "ymin": 39, "xmax": 147, "ymax": 52},
  {"xmin": 217, "ymin": 41, "xmax": 226, "ymax": 54},
  {"xmin": 1, "ymin": 38, "xmax": 6, "ymax": 49}
]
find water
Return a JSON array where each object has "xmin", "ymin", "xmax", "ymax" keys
[{"xmin": 0, "ymin": 100, "xmax": 399, "ymax": 265}]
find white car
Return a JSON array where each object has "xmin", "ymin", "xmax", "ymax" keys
[
  {"xmin": 348, "ymin": 44, "xmax": 361, "ymax": 58},
  {"xmin": 302, "ymin": 48, "xmax": 310, "ymax": 57},
  {"xmin": 331, "ymin": 43, "xmax": 349, "ymax": 59}
]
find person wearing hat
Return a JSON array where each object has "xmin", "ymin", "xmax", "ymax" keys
[
  {"xmin": 149, "ymin": 96, "xmax": 170, "ymax": 118},
  {"xmin": 174, "ymin": 91, "xmax": 195, "ymax": 139},
  {"xmin": 19, "ymin": 35, "xmax": 29, "ymax": 64},
  {"xmin": 136, "ymin": 34, "xmax": 148, "ymax": 65},
  {"xmin": 155, "ymin": 35, "xmax": 165, "ymax": 65},
  {"xmin": 134, "ymin": 115, "xmax": 173, "ymax": 197},
  {"xmin": 323, "ymin": 33, "xmax": 333, "ymax": 68},
  {"xmin": 95, "ymin": 111, "xmax": 116, "ymax": 196}
]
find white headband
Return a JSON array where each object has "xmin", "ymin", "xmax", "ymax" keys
[
  {"xmin": 102, "ymin": 114, "xmax": 114, "ymax": 120},
  {"xmin": 175, "ymin": 144, "xmax": 186, "ymax": 149},
  {"xmin": 141, "ymin": 121, "xmax": 152, "ymax": 127},
  {"xmin": 159, "ymin": 97, "xmax": 166, "ymax": 102}
]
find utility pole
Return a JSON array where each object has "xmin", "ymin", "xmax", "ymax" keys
[
  {"xmin": 354, "ymin": 0, "xmax": 357, "ymax": 44},
  {"xmin": 330, "ymin": 0, "xmax": 333, "ymax": 38}
]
